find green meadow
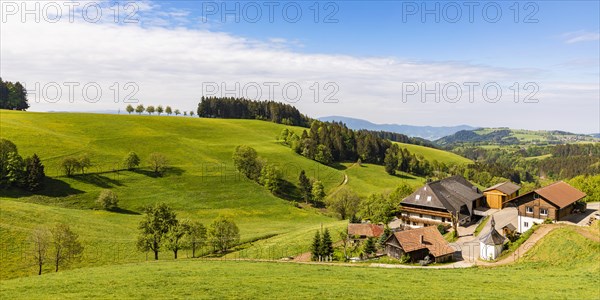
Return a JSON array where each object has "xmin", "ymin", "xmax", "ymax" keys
[
  {"xmin": 0, "ymin": 226, "xmax": 597, "ymax": 299},
  {"xmin": 0, "ymin": 110, "xmax": 465, "ymax": 279}
]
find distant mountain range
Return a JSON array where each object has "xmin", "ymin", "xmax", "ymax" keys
[{"xmin": 318, "ymin": 116, "xmax": 475, "ymax": 141}]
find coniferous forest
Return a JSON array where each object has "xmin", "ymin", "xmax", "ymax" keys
[{"xmin": 0, "ymin": 78, "xmax": 29, "ymax": 111}]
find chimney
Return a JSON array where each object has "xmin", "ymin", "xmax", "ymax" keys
[{"xmin": 420, "ymin": 235, "xmax": 424, "ymax": 244}]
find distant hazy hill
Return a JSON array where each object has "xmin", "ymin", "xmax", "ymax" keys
[
  {"xmin": 436, "ymin": 128, "xmax": 600, "ymax": 146},
  {"xmin": 318, "ymin": 116, "xmax": 474, "ymax": 140}
]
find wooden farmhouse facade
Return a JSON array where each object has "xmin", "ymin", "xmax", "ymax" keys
[
  {"xmin": 483, "ymin": 182, "xmax": 521, "ymax": 209},
  {"xmin": 384, "ymin": 226, "xmax": 454, "ymax": 263},
  {"xmin": 514, "ymin": 181, "xmax": 586, "ymax": 233},
  {"xmin": 399, "ymin": 176, "xmax": 484, "ymax": 228}
]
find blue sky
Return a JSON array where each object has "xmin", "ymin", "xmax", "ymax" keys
[
  {"xmin": 165, "ymin": 1, "xmax": 599, "ymax": 68},
  {"xmin": 1, "ymin": 0, "xmax": 599, "ymax": 133}
]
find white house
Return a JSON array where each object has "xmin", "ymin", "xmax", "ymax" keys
[{"xmin": 479, "ymin": 216, "xmax": 506, "ymax": 260}]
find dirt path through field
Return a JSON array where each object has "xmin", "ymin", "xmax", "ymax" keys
[{"xmin": 476, "ymin": 224, "xmax": 557, "ymax": 266}]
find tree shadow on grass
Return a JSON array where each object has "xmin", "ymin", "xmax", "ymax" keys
[
  {"xmin": 109, "ymin": 207, "xmax": 141, "ymax": 215},
  {"xmin": 275, "ymin": 179, "xmax": 302, "ymax": 202},
  {"xmin": 330, "ymin": 162, "xmax": 349, "ymax": 171},
  {"xmin": 0, "ymin": 177, "xmax": 85, "ymax": 198},
  {"xmin": 130, "ymin": 166, "xmax": 186, "ymax": 178},
  {"xmin": 392, "ymin": 172, "xmax": 418, "ymax": 180},
  {"xmin": 70, "ymin": 173, "xmax": 124, "ymax": 189}
]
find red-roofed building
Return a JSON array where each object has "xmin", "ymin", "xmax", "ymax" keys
[
  {"xmin": 347, "ymin": 223, "xmax": 384, "ymax": 243},
  {"xmin": 384, "ymin": 226, "xmax": 454, "ymax": 263},
  {"xmin": 513, "ymin": 181, "xmax": 586, "ymax": 233}
]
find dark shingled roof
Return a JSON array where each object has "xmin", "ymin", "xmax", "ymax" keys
[
  {"xmin": 502, "ymin": 223, "xmax": 516, "ymax": 232},
  {"xmin": 479, "ymin": 228, "xmax": 506, "ymax": 245},
  {"xmin": 484, "ymin": 182, "xmax": 521, "ymax": 195},
  {"xmin": 480, "ymin": 216, "xmax": 507, "ymax": 245},
  {"xmin": 401, "ymin": 175, "xmax": 482, "ymax": 215}
]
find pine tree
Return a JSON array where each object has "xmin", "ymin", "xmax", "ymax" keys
[
  {"xmin": 363, "ymin": 237, "xmax": 376, "ymax": 257},
  {"xmin": 320, "ymin": 229, "xmax": 333, "ymax": 261},
  {"xmin": 311, "ymin": 230, "xmax": 321, "ymax": 261},
  {"xmin": 298, "ymin": 170, "xmax": 312, "ymax": 203},
  {"xmin": 25, "ymin": 154, "xmax": 45, "ymax": 191}
]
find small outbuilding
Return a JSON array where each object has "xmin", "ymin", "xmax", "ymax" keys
[
  {"xmin": 348, "ymin": 223, "xmax": 384, "ymax": 243},
  {"xmin": 483, "ymin": 182, "xmax": 521, "ymax": 209},
  {"xmin": 479, "ymin": 216, "xmax": 506, "ymax": 260}
]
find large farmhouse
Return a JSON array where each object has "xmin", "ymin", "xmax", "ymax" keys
[
  {"xmin": 399, "ymin": 176, "xmax": 484, "ymax": 228},
  {"xmin": 384, "ymin": 226, "xmax": 454, "ymax": 263},
  {"xmin": 514, "ymin": 181, "xmax": 586, "ymax": 233}
]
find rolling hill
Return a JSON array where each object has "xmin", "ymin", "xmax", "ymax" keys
[
  {"xmin": 436, "ymin": 128, "xmax": 599, "ymax": 146},
  {"xmin": 0, "ymin": 110, "xmax": 470, "ymax": 279},
  {"xmin": 319, "ymin": 116, "xmax": 474, "ymax": 140}
]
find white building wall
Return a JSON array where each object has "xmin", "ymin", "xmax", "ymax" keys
[
  {"xmin": 479, "ymin": 243, "xmax": 504, "ymax": 260},
  {"xmin": 517, "ymin": 215, "xmax": 543, "ymax": 233}
]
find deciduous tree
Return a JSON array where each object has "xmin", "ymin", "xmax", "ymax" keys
[
  {"xmin": 164, "ymin": 222, "xmax": 186, "ymax": 259},
  {"xmin": 61, "ymin": 157, "xmax": 79, "ymax": 177},
  {"xmin": 311, "ymin": 180, "xmax": 326, "ymax": 204},
  {"xmin": 97, "ymin": 189, "xmax": 118, "ymax": 210},
  {"xmin": 30, "ymin": 226, "xmax": 50, "ymax": 275},
  {"xmin": 260, "ymin": 163, "xmax": 282, "ymax": 194},
  {"xmin": 135, "ymin": 104, "xmax": 145, "ymax": 115},
  {"xmin": 50, "ymin": 224, "xmax": 84, "ymax": 272},
  {"xmin": 146, "ymin": 105, "xmax": 155, "ymax": 115},
  {"xmin": 208, "ymin": 216, "xmax": 240, "ymax": 253},
  {"xmin": 148, "ymin": 152, "xmax": 168, "ymax": 176},
  {"xmin": 232, "ymin": 145, "xmax": 262, "ymax": 181},
  {"xmin": 136, "ymin": 203, "xmax": 178, "ymax": 260},
  {"xmin": 124, "ymin": 151, "xmax": 140, "ymax": 170},
  {"xmin": 326, "ymin": 187, "xmax": 360, "ymax": 220},
  {"xmin": 183, "ymin": 220, "xmax": 207, "ymax": 258}
]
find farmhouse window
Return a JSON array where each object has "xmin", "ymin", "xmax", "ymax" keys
[
  {"xmin": 526, "ymin": 206, "xmax": 533, "ymax": 214},
  {"xmin": 540, "ymin": 208, "xmax": 548, "ymax": 215},
  {"xmin": 524, "ymin": 222, "xmax": 529, "ymax": 228}
]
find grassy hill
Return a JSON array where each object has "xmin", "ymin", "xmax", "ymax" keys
[
  {"xmin": 0, "ymin": 110, "xmax": 471, "ymax": 279},
  {"xmin": 394, "ymin": 142, "xmax": 472, "ymax": 165},
  {"xmin": 436, "ymin": 128, "xmax": 599, "ymax": 146},
  {"xmin": 1, "ymin": 226, "xmax": 597, "ymax": 299}
]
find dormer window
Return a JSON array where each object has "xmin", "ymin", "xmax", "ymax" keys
[
  {"xmin": 415, "ymin": 195, "xmax": 421, "ymax": 200},
  {"xmin": 427, "ymin": 196, "xmax": 432, "ymax": 202}
]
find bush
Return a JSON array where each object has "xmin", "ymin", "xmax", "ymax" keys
[
  {"xmin": 97, "ymin": 189, "xmax": 118, "ymax": 210},
  {"xmin": 437, "ymin": 224, "xmax": 447, "ymax": 235}
]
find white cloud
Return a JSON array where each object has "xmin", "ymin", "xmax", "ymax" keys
[
  {"xmin": 562, "ymin": 31, "xmax": 600, "ymax": 44},
  {"xmin": 1, "ymin": 5, "xmax": 598, "ymax": 133}
]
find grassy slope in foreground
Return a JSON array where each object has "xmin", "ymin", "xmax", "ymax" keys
[{"xmin": 1, "ymin": 227, "xmax": 597, "ymax": 299}]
